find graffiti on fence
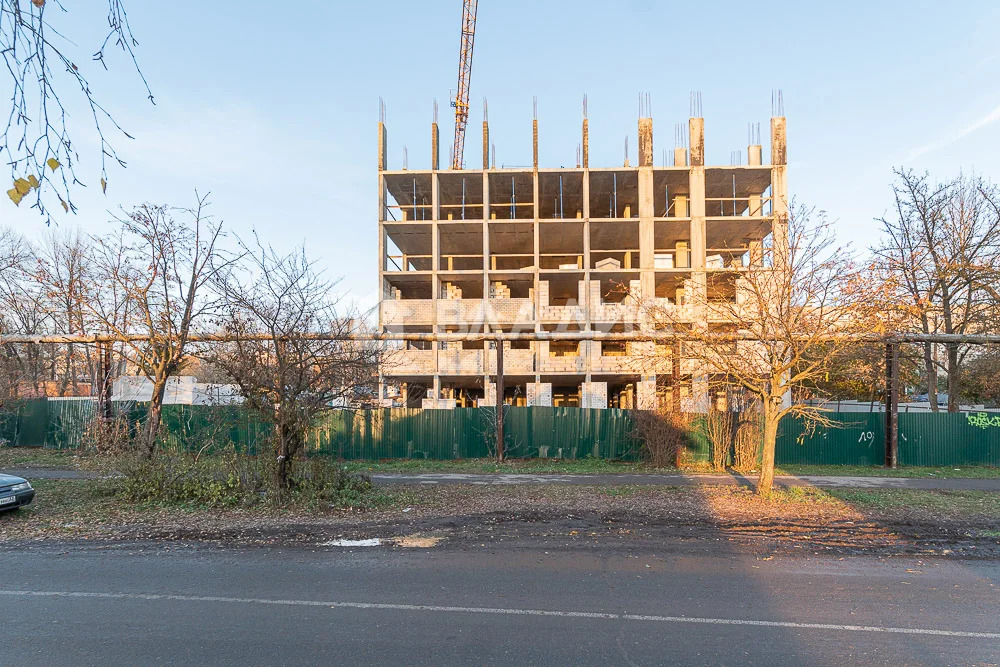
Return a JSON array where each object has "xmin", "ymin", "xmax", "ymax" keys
[{"xmin": 966, "ymin": 412, "xmax": 1000, "ymax": 429}]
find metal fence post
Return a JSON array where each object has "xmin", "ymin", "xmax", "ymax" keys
[
  {"xmin": 97, "ymin": 341, "xmax": 113, "ymax": 421},
  {"xmin": 884, "ymin": 342, "xmax": 898, "ymax": 468},
  {"xmin": 495, "ymin": 336, "xmax": 505, "ymax": 461}
]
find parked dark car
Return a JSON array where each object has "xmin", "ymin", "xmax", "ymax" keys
[{"xmin": 0, "ymin": 473, "xmax": 35, "ymax": 512}]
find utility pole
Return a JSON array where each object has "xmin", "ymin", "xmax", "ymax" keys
[
  {"xmin": 495, "ymin": 337, "xmax": 504, "ymax": 461},
  {"xmin": 96, "ymin": 341, "xmax": 114, "ymax": 421},
  {"xmin": 884, "ymin": 342, "xmax": 899, "ymax": 468}
]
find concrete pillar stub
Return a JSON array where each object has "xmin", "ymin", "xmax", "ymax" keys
[
  {"xmin": 688, "ymin": 117, "xmax": 704, "ymax": 167},
  {"xmin": 673, "ymin": 147, "xmax": 687, "ymax": 167},
  {"xmin": 377, "ymin": 122, "xmax": 387, "ymax": 172},
  {"xmin": 431, "ymin": 123, "xmax": 439, "ymax": 170},
  {"xmin": 638, "ymin": 118, "xmax": 653, "ymax": 167},
  {"xmin": 582, "ymin": 119, "xmax": 589, "ymax": 168},
  {"xmin": 532, "ymin": 119, "xmax": 539, "ymax": 168},
  {"xmin": 747, "ymin": 144, "xmax": 762, "ymax": 166},
  {"xmin": 770, "ymin": 117, "xmax": 787, "ymax": 166},
  {"xmin": 482, "ymin": 121, "xmax": 489, "ymax": 170},
  {"xmin": 770, "ymin": 116, "xmax": 789, "ymax": 269}
]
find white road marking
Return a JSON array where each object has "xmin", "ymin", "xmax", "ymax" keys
[{"xmin": 0, "ymin": 589, "xmax": 997, "ymax": 639}]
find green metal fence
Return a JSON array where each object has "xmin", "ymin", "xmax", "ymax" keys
[
  {"xmin": 0, "ymin": 400, "xmax": 644, "ymax": 461},
  {"xmin": 776, "ymin": 411, "xmax": 1000, "ymax": 467},
  {"xmin": 776, "ymin": 412, "xmax": 884, "ymax": 465},
  {"xmin": 3, "ymin": 400, "xmax": 1000, "ymax": 466},
  {"xmin": 307, "ymin": 407, "xmax": 643, "ymax": 461}
]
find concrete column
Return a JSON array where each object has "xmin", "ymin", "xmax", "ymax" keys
[
  {"xmin": 770, "ymin": 116, "xmax": 789, "ymax": 268},
  {"xmin": 688, "ymin": 117, "xmax": 707, "ymax": 316},
  {"xmin": 377, "ymin": 120, "xmax": 387, "ymax": 342},
  {"xmin": 482, "ymin": 171, "xmax": 490, "ymax": 330},
  {"xmin": 431, "ymin": 173, "xmax": 441, "ymax": 374},
  {"xmin": 582, "ymin": 118, "xmax": 589, "ymax": 168},
  {"xmin": 747, "ymin": 144, "xmax": 762, "ymax": 166},
  {"xmin": 533, "ymin": 168, "xmax": 540, "ymax": 332},
  {"xmin": 583, "ymin": 168, "xmax": 592, "ymax": 318},
  {"xmin": 673, "ymin": 147, "xmax": 687, "ymax": 167},
  {"xmin": 638, "ymin": 165, "xmax": 655, "ymax": 303}
]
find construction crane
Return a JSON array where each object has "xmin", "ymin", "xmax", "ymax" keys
[{"xmin": 450, "ymin": 0, "xmax": 478, "ymax": 169}]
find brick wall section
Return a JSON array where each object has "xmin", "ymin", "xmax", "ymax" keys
[{"xmin": 381, "ymin": 299, "xmax": 434, "ymax": 326}]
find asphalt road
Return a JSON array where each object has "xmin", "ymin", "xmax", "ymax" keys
[{"xmin": 2, "ymin": 540, "xmax": 998, "ymax": 665}]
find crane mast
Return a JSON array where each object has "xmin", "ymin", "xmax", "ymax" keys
[{"xmin": 451, "ymin": 0, "xmax": 478, "ymax": 169}]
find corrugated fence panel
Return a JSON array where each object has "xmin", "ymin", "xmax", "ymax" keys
[
  {"xmin": 899, "ymin": 412, "xmax": 1000, "ymax": 467},
  {"xmin": 776, "ymin": 412, "xmax": 885, "ymax": 465},
  {"xmin": 0, "ymin": 399, "xmax": 49, "ymax": 447},
  {"xmin": 47, "ymin": 400, "xmax": 97, "ymax": 450},
  {"xmin": 5, "ymin": 400, "xmax": 1000, "ymax": 465}
]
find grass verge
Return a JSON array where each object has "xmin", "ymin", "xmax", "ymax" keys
[
  {"xmin": 776, "ymin": 464, "xmax": 1000, "ymax": 479},
  {"xmin": 825, "ymin": 488, "xmax": 1000, "ymax": 516},
  {"xmin": 0, "ymin": 447, "xmax": 87, "ymax": 470},
  {"xmin": 4, "ymin": 446, "xmax": 1000, "ymax": 480}
]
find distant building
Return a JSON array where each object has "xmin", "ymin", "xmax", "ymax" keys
[{"xmin": 111, "ymin": 376, "xmax": 242, "ymax": 406}]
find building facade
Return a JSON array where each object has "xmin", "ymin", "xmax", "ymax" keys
[{"xmin": 377, "ymin": 103, "xmax": 787, "ymax": 409}]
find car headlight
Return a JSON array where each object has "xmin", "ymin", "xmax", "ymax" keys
[{"xmin": 11, "ymin": 482, "xmax": 31, "ymax": 492}]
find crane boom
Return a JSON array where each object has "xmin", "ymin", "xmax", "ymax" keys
[{"xmin": 451, "ymin": 0, "xmax": 478, "ymax": 169}]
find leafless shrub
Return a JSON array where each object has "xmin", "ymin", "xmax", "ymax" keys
[
  {"xmin": 82, "ymin": 412, "xmax": 136, "ymax": 457},
  {"xmin": 732, "ymin": 408, "xmax": 763, "ymax": 472},
  {"xmin": 630, "ymin": 409, "xmax": 694, "ymax": 468},
  {"xmin": 704, "ymin": 409, "xmax": 735, "ymax": 470}
]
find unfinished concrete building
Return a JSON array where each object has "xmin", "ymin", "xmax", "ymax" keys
[{"xmin": 377, "ymin": 98, "xmax": 788, "ymax": 409}]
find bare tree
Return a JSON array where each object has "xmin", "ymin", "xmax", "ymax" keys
[
  {"xmin": 2, "ymin": 0, "xmax": 152, "ymax": 219},
  {"xmin": 874, "ymin": 170, "xmax": 1000, "ymax": 412},
  {"xmin": 641, "ymin": 208, "xmax": 883, "ymax": 494},
  {"xmin": 36, "ymin": 229, "xmax": 96, "ymax": 396},
  {"xmin": 86, "ymin": 195, "xmax": 225, "ymax": 455},
  {"xmin": 207, "ymin": 240, "xmax": 382, "ymax": 490},
  {"xmin": 0, "ymin": 228, "xmax": 52, "ymax": 401}
]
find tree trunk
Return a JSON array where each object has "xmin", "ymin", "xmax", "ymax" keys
[
  {"xmin": 923, "ymin": 342, "xmax": 938, "ymax": 412},
  {"xmin": 756, "ymin": 404, "xmax": 780, "ymax": 495},
  {"xmin": 946, "ymin": 342, "xmax": 960, "ymax": 413},
  {"xmin": 142, "ymin": 376, "xmax": 168, "ymax": 457}
]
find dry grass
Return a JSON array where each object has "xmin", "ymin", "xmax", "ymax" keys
[{"xmin": 3, "ymin": 478, "xmax": 997, "ymax": 558}]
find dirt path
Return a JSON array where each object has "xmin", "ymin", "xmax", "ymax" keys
[{"xmin": 7, "ymin": 467, "xmax": 1000, "ymax": 490}]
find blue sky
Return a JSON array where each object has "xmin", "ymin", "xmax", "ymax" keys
[{"xmin": 7, "ymin": 1, "xmax": 1000, "ymax": 310}]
